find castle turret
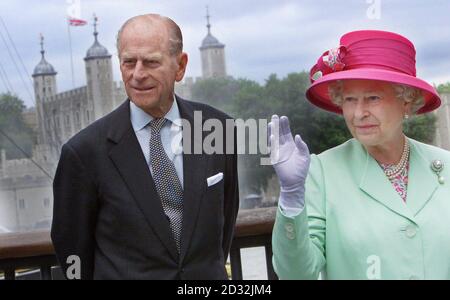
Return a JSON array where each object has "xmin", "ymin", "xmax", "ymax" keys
[
  {"xmin": 199, "ymin": 8, "xmax": 227, "ymax": 79},
  {"xmin": 32, "ymin": 34, "xmax": 57, "ymax": 145},
  {"xmin": 84, "ymin": 14, "xmax": 114, "ymax": 120}
]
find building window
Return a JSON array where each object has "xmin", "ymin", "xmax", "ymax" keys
[
  {"xmin": 44, "ymin": 198, "xmax": 50, "ymax": 208},
  {"xmin": 19, "ymin": 199, "xmax": 25, "ymax": 210}
]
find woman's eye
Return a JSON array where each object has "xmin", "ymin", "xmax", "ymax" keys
[
  {"xmin": 368, "ymin": 96, "xmax": 381, "ymax": 101},
  {"xmin": 344, "ymin": 97, "xmax": 357, "ymax": 102}
]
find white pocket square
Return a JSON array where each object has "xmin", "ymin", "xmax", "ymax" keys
[{"xmin": 207, "ymin": 172, "xmax": 224, "ymax": 187}]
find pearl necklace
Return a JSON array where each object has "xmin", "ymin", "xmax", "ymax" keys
[{"xmin": 383, "ymin": 138, "xmax": 410, "ymax": 180}]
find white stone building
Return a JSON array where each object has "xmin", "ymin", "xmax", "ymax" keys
[
  {"xmin": 175, "ymin": 9, "xmax": 227, "ymax": 98},
  {"xmin": 0, "ymin": 20, "xmax": 125, "ymax": 232}
]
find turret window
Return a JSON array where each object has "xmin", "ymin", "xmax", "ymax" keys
[{"xmin": 19, "ymin": 199, "xmax": 25, "ymax": 210}]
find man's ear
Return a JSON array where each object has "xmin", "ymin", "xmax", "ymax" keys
[{"xmin": 175, "ymin": 52, "xmax": 188, "ymax": 82}]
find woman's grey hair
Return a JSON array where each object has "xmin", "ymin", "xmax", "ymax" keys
[
  {"xmin": 328, "ymin": 80, "xmax": 425, "ymax": 113},
  {"xmin": 116, "ymin": 14, "xmax": 183, "ymax": 57}
]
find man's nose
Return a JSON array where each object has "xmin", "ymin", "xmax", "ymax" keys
[{"xmin": 132, "ymin": 61, "xmax": 147, "ymax": 81}]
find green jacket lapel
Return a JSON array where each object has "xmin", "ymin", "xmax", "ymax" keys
[
  {"xmin": 406, "ymin": 139, "xmax": 439, "ymax": 216},
  {"xmin": 356, "ymin": 140, "xmax": 416, "ymax": 223}
]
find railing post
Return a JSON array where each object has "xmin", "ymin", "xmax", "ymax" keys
[
  {"xmin": 264, "ymin": 243, "xmax": 278, "ymax": 280},
  {"xmin": 5, "ymin": 269, "xmax": 15, "ymax": 280},
  {"xmin": 230, "ymin": 245, "xmax": 243, "ymax": 280},
  {"xmin": 40, "ymin": 265, "xmax": 52, "ymax": 280}
]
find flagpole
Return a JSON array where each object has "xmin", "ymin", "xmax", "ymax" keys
[{"xmin": 67, "ymin": 20, "xmax": 75, "ymax": 88}]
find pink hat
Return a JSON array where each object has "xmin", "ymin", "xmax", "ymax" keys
[{"xmin": 305, "ymin": 30, "xmax": 441, "ymax": 114}]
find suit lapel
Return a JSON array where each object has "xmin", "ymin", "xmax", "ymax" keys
[
  {"xmin": 176, "ymin": 96, "xmax": 209, "ymax": 263},
  {"xmin": 357, "ymin": 140, "xmax": 416, "ymax": 224},
  {"xmin": 107, "ymin": 100, "xmax": 179, "ymax": 261},
  {"xmin": 406, "ymin": 139, "xmax": 439, "ymax": 216}
]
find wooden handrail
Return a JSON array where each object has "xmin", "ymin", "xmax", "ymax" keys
[
  {"xmin": 0, "ymin": 207, "xmax": 276, "ymax": 261},
  {"xmin": 234, "ymin": 207, "xmax": 276, "ymax": 237},
  {"xmin": 0, "ymin": 231, "xmax": 54, "ymax": 260}
]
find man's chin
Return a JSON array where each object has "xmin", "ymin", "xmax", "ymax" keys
[{"xmin": 130, "ymin": 95, "xmax": 159, "ymax": 110}]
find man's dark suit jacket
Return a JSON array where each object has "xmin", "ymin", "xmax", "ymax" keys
[{"xmin": 51, "ymin": 96, "xmax": 239, "ymax": 280}]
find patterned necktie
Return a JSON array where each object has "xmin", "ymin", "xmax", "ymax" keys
[{"xmin": 149, "ymin": 118, "xmax": 183, "ymax": 253}]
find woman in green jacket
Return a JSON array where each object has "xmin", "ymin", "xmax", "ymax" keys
[{"xmin": 270, "ymin": 30, "xmax": 450, "ymax": 279}]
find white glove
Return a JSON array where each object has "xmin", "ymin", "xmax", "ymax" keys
[{"xmin": 268, "ymin": 115, "xmax": 311, "ymax": 213}]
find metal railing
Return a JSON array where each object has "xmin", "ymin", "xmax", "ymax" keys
[{"xmin": 0, "ymin": 206, "xmax": 277, "ymax": 280}]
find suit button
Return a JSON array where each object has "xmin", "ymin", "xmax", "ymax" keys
[
  {"xmin": 405, "ymin": 226, "xmax": 417, "ymax": 238},
  {"xmin": 285, "ymin": 223, "xmax": 294, "ymax": 233}
]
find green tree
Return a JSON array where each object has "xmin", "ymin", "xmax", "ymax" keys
[
  {"xmin": 404, "ymin": 114, "xmax": 437, "ymax": 144},
  {"xmin": 437, "ymin": 82, "xmax": 450, "ymax": 93},
  {"xmin": 191, "ymin": 77, "xmax": 241, "ymax": 114},
  {"xmin": 0, "ymin": 93, "xmax": 35, "ymax": 159}
]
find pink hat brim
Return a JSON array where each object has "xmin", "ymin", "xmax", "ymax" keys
[{"xmin": 306, "ymin": 68, "xmax": 441, "ymax": 115}]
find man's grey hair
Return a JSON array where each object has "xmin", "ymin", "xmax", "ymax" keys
[
  {"xmin": 116, "ymin": 14, "xmax": 183, "ymax": 57},
  {"xmin": 328, "ymin": 80, "xmax": 425, "ymax": 113}
]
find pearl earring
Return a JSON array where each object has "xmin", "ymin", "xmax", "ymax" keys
[{"xmin": 404, "ymin": 114, "xmax": 409, "ymax": 120}]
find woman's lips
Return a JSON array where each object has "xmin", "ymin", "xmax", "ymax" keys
[{"xmin": 355, "ymin": 125, "xmax": 378, "ymax": 134}]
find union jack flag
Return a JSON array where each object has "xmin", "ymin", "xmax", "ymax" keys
[{"xmin": 68, "ymin": 18, "xmax": 87, "ymax": 26}]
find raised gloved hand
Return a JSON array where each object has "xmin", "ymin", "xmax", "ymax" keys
[{"xmin": 268, "ymin": 115, "xmax": 311, "ymax": 211}]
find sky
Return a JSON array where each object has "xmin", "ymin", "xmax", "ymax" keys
[{"xmin": 0, "ymin": 0, "xmax": 449, "ymax": 108}]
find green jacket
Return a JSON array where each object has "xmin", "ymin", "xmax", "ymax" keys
[{"xmin": 272, "ymin": 138, "xmax": 450, "ymax": 279}]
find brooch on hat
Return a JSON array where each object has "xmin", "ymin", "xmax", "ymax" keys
[
  {"xmin": 431, "ymin": 160, "xmax": 445, "ymax": 184},
  {"xmin": 311, "ymin": 46, "xmax": 347, "ymax": 82}
]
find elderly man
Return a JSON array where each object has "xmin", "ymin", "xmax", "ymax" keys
[{"xmin": 51, "ymin": 14, "xmax": 239, "ymax": 280}]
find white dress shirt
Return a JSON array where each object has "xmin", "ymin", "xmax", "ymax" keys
[{"xmin": 129, "ymin": 97, "xmax": 184, "ymax": 188}]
